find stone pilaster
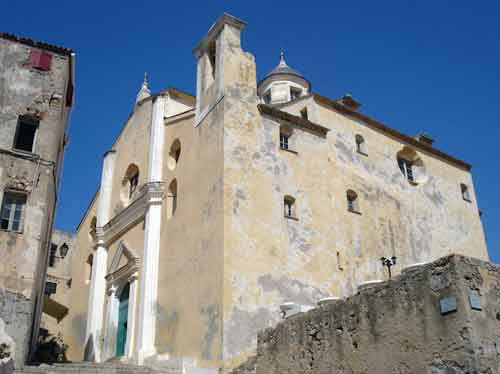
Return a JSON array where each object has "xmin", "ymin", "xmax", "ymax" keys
[
  {"xmin": 136, "ymin": 95, "xmax": 167, "ymax": 364},
  {"xmin": 85, "ymin": 150, "xmax": 116, "ymax": 362}
]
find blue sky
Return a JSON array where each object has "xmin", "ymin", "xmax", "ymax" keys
[{"xmin": 2, "ymin": 1, "xmax": 499, "ymax": 262}]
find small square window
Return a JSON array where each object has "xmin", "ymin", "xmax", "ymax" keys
[
  {"xmin": 14, "ymin": 116, "xmax": 39, "ymax": 153},
  {"xmin": 280, "ymin": 134, "xmax": 289, "ymax": 150},
  {"xmin": 460, "ymin": 183, "xmax": 471, "ymax": 202},
  {"xmin": 45, "ymin": 281, "xmax": 57, "ymax": 296},
  {"xmin": 1, "ymin": 191, "xmax": 27, "ymax": 233}
]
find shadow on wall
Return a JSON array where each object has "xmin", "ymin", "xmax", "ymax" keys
[{"xmin": 84, "ymin": 334, "xmax": 96, "ymax": 362}]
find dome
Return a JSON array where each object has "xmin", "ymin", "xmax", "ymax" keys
[
  {"xmin": 261, "ymin": 53, "xmax": 309, "ymax": 84},
  {"xmin": 258, "ymin": 53, "xmax": 311, "ymax": 104}
]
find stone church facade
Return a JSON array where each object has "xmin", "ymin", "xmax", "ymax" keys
[{"xmin": 63, "ymin": 13, "xmax": 488, "ymax": 372}]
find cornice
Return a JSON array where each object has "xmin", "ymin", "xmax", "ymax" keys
[
  {"xmin": 258, "ymin": 104, "xmax": 330, "ymax": 138},
  {"xmin": 95, "ymin": 182, "xmax": 164, "ymax": 246}
]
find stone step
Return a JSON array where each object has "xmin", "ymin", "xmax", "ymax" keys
[{"xmin": 14, "ymin": 362, "xmax": 158, "ymax": 374}]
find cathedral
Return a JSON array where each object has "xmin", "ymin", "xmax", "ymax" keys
[{"xmin": 62, "ymin": 13, "xmax": 488, "ymax": 373}]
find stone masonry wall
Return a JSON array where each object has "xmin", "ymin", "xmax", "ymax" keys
[{"xmin": 231, "ymin": 255, "xmax": 500, "ymax": 374}]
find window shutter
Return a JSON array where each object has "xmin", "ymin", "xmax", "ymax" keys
[
  {"xmin": 30, "ymin": 49, "xmax": 42, "ymax": 67},
  {"xmin": 30, "ymin": 49, "xmax": 52, "ymax": 71},
  {"xmin": 39, "ymin": 51, "xmax": 52, "ymax": 71}
]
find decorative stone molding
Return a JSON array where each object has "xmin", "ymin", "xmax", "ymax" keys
[
  {"xmin": 95, "ymin": 182, "xmax": 164, "ymax": 246},
  {"xmin": 105, "ymin": 241, "xmax": 141, "ymax": 286}
]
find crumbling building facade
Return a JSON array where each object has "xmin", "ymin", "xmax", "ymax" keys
[
  {"xmin": 0, "ymin": 33, "xmax": 74, "ymax": 366},
  {"xmin": 63, "ymin": 13, "xmax": 488, "ymax": 373}
]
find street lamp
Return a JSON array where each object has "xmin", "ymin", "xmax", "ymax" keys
[{"xmin": 381, "ymin": 256, "xmax": 397, "ymax": 279}]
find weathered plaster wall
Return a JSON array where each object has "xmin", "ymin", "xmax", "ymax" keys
[
  {"xmin": 64, "ymin": 196, "xmax": 98, "ymax": 361},
  {"xmin": 156, "ymin": 109, "xmax": 224, "ymax": 366},
  {"xmin": 219, "ymin": 23, "xmax": 488, "ymax": 372},
  {"xmin": 231, "ymin": 255, "xmax": 500, "ymax": 374},
  {"xmin": 0, "ymin": 36, "xmax": 72, "ymax": 366}
]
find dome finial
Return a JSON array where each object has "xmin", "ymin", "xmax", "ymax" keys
[{"xmin": 279, "ymin": 51, "xmax": 286, "ymax": 66}]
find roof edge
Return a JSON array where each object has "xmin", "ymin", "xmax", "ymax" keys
[
  {"xmin": 313, "ymin": 93, "xmax": 472, "ymax": 171},
  {"xmin": 0, "ymin": 32, "xmax": 73, "ymax": 56}
]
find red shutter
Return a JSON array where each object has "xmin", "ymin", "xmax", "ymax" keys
[
  {"xmin": 30, "ymin": 49, "xmax": 52, "ymax": 71},
  {"xmin": 30, "ymin": 49, "xmax": 42, "ymax": 66},
  {"xmin": 39, "ymin": 52, "xmax": 52, "ymax": 71}
]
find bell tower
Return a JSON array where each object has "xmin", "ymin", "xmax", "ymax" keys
[{"xmin": 193, "ymin": 13, "xmax": 252, "ymax": 125}]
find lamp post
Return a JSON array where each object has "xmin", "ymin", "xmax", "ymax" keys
[{"xmin": 381, "ymin": 256, "xmax": 397, "ymax": 279}]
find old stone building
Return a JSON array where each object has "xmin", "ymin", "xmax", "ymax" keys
[
  {"xmin": 0, "ymin": 33, "xmax": 74, "ymax": 366},
  {"xmin": 40, "ymin": 229, "xmax": 76, "ymax": 342},
  {"xmin": 63, "ymin": 13, "xmax": 488, "ymax": 373}
]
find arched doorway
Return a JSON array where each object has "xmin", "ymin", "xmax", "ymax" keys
[{"xmin": 116, "ymin": 283, "xmax": 130, "ymax": 356}]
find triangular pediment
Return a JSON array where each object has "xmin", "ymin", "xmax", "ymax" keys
[{"xmin": 108, "ymin": 241, "xmax": 140, "ymax": 275}]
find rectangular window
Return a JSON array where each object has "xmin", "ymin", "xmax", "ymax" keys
[
  {"xmin": 280, "ymin": 134, "xmax": 289, "ymax": 150},
  {"xmin": 45, "ymin": 281, "xmax": 57, "ymax": 296},
  {"xmin": 0, "ymin": 191, "xmax": 27, "ymax": 232},
  {"xmin": 49, "ymin": 243, "xmax": 58, "ymax": 267},
  {"xmin": 461, "ymin": 183, "xmax": 471, "ymax": 201},
  {"xmin": 13, "ymin": 116, "xmax": 39, "ymax": 153},
  {"xmin": 30, "ymin": 49, "xmax": 52, "ymax": 71}
]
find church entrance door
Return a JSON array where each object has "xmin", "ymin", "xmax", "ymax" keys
[{"xmin": 116, "ymin": 283, "xmax": 130, "ymax": 356}]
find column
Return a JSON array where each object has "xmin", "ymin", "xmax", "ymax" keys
[
  {"xmin": 103, "ymin": 286, "xmax": 118, "ymax": 360},
  {"xmin": 85, "ymin": 150, "xmax": 116, "ymax": 362},
  {"xmin": 136, "ymin": 94, "xmax": 167, "ymax": 364},
  {"xmin": 125, "ymin": 273, "xmax": 138, "ymax": 358}
]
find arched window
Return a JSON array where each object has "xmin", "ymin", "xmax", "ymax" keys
[
  {"xmin": 284, "ymin": 195, "xmax": 296, "ymax": 218},
  {"xmin": 397, "ymin": 157, "xmax": 414, "ymax": 182},
  {"xmin": 168, "ymin": 139, "xmax": 181, "ymax": 170},
  {"xmin": 460, "ymin": 183, "xmax": 471, "ymax": 202},
  {"xmin": 396, "ymin": 147, "xmax": 426, "ymax": 185},
  {"xmin": 355, "ymin": 134, "xmax": 367, "ymax": 155},
  {"xmin": 280, "ymin": 126, "xmax": 294, "ymax": 151},
  {"xmin": 346, "ymin": 190, "xmax": 360, "ymax": 213},
  {"xmin": 122, "ymin": 164, "xmax": 140, "ymax": 203},
  {"xmin": 59, "ymin": 243, "xmax": 69, "ymax": 258},
  {"xmin": 167, "ymin": 179, "xmax": 178, "ymax": 219}
]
